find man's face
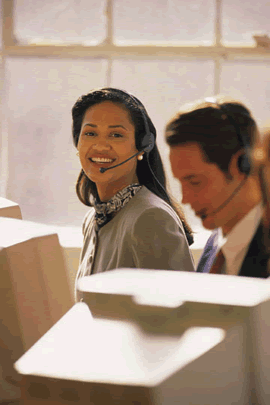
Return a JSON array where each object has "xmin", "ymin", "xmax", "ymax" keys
[{"xmin": 169, "ymin": 142, "xmax": 236, "ymax": 230}]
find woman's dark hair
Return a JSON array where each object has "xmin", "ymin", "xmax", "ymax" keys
[{"xmin": 72, "ymin": 87, "xmax": 193, "ymax": 244}]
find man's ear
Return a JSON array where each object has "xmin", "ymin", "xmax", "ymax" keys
[{"xmin": 228, "ymin": 149, "xmax": 247, "ymax": 178}]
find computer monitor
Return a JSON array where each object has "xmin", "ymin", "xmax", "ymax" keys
[
  {"xmin": 15, "ymin": 269, "xmax": 270, "ymax": 405},
  {"xmin": 0, "ymin": 197, "xmax": 22, "ymax": 219},
  {"xmin": 0, "ymin": 217, "xmax": 73, "ymax": 402}
]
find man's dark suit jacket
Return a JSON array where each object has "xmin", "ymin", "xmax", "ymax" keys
[{"xmin": 196, "ymin": 224, "xmax": 269, "ymax": 278}]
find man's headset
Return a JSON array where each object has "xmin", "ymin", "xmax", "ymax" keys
[
  {"xmin": 205, "ymin": 97, "xmax": 251, "ymax": 175},
  {"xmin": 200, "ymin": 98, "xmax": 252, "ymax": 220}
]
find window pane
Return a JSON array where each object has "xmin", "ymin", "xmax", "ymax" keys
[
  {"xmin": 14, "ymin": 0, "xmax": 107, "ymax": 45},
  {"xmin": 220, "ymin": 60, "xmax": 270, "ymax": 127},
  {"xmin": 222, "ymin": 0, "xmax": 270, "ymax": 45},
  {"xmin": 111, "ymin": 59, "xmax": 215, "ymax": 232},
  {"xmin": 114, "ymin": 0, "xmax": 215, "ymax": 45},
  {"xmin": 5, "ymin": 57, "xmax": 108, "ymax": 226}
]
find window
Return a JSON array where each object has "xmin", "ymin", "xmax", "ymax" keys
[{"xmin": 1, "ymin": 0, "xmax": 269, "ymax": 237}]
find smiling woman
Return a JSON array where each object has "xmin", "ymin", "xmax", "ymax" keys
[
  {"xmin": 72, "ymin": 88, "xmax": 195, "ymax": 300},
  {"xmin": 77, "ymin": 101, "xmax": 139, "ymax": 201}
]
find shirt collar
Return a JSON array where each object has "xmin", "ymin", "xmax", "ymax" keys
[
  {"xmin": 94, "ymin": 183, "xmax": 142, "ymax": 229},
  {"xmin": 218, "ymin": 203, "xmax": 263, "ymax": 273}
]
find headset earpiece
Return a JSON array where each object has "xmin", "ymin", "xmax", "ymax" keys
[
  {"xmin": 238, "ymin": 153, "xmax": 251, "ymax": 174},
  {"xmin": 212, "ymin": 101, "xmax": 251, "ymax": 176},
  {"xmin": 141, "ymin": 132, "xmax": 155, "ymax": 153},
  {"xmin": 124, "ymin": 91, "xmax": 156, "ymax": 154}
]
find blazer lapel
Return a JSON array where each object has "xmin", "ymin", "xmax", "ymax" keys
[{"xmin": 239, "ymin": 224, "xmax": 269, "ymax": 278}]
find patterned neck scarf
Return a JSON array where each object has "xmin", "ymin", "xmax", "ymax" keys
[{"xmin": 94, "ymin": 184, "xmax": 142, "ymax": 230}]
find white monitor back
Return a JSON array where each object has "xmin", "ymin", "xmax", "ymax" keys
[
  {"xmin": 0, "ymin": 217, "xmax": 73, "ymax": 401},
  {"xmin": 0, "ymin": 197, "xmax": 22, "ymax": 219},
  {"xmin": 15, "ymin": 269, "xmax": 270, "ymax": 405}
]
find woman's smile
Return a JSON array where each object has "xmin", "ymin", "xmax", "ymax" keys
[
  {"xmin": 90, "ymin": 157, "xmax": 115, "ymax": 163},
  {"xmin": 88, "ymin": 155, "xmax": 116, "ymax": 168}
]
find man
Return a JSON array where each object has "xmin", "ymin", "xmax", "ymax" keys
[{"xmin": 165, "ymin": 97, "xmax": 269, "ymax": 278}]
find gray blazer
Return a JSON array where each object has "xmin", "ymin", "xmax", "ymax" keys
[{"xmin": 76, "ymin": 187, "xmax": 195, "ymax": 291}]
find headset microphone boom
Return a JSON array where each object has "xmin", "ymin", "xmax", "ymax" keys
[
  {"xmin": 99, "ymin": 134, "xmax": 154, "ymax": 173},
  {"xmin": 200, "ymin": 176, "xmax": 248, "ymax": 220}
]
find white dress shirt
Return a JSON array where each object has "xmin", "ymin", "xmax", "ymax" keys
[{"xmin": 216, "ymin": 204, "xmax": 262, "ymax": 275}]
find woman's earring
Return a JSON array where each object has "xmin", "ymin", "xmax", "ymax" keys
[
  {"xmin": 138, "ymin": 154, "xmax": 143, "ymax": 161},
  {"xmin": 76, "ymin": 152, "xmax": 79, "ymax": 156}
]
